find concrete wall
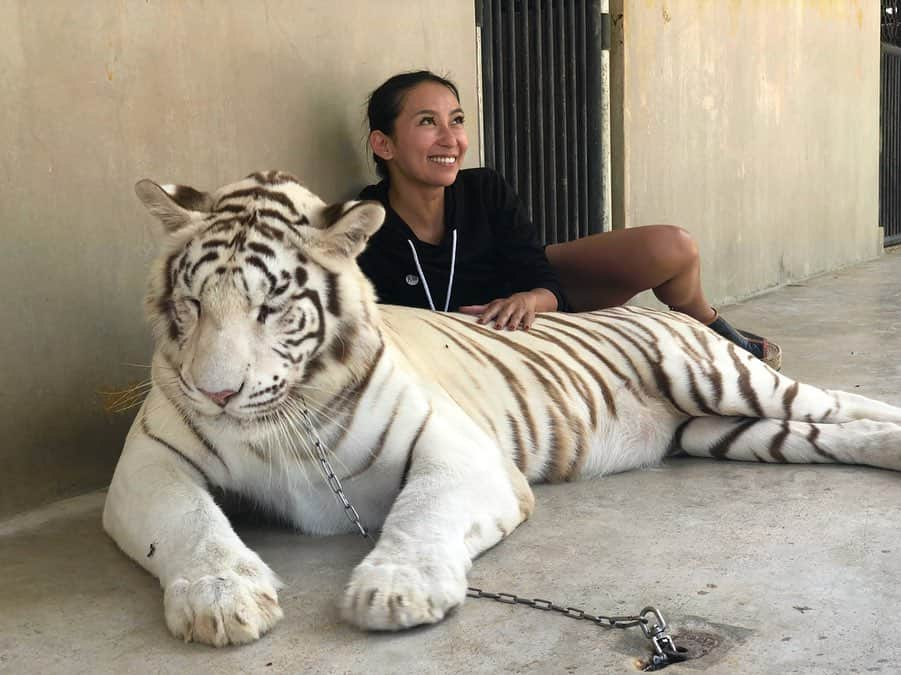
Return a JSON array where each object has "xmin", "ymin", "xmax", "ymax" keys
[
  {"xmin": 610, "ymin": 0, "xmax": 880, "ymax": 306},
  {"xmin": 0, "ymin": 1, "xmax": 479, "ymax": 519}
]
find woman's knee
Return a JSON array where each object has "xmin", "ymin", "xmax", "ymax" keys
[{"xmin": 650, "ymin": 224, "xmax": 699, "ymax": 269}]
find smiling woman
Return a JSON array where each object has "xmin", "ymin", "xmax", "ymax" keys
[{"xmin": 356, "ymin": 70, "xmax": 781, "ymax": 369}]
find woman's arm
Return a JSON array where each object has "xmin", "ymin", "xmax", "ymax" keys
[{"xmin": 459, "ymin": 170, "xmax": 565, "ymax": 329}]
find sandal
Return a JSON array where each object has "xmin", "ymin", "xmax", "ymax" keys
[{"xmin": 738, "ymin": 330, "xmax": 783, "ymax": 372}]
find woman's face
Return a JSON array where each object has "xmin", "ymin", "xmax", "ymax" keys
[{"xmin": 375, "ymin": 81, "xmax": 469, "ymax": 189}]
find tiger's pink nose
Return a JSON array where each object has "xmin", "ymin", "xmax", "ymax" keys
[{"xmin": 199, "ymin": 388, "xmax": 238, "ymax": 407}]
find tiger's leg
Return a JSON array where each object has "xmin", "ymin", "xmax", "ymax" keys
[
  {"xmin": 675, "ymin": 416, "xmax": 901, "ymax": 471},
  {"xmin": 340, "ymin": 403, "xmax": 532, "ymax": 631},
  {"xmin": 103, "ymin": 396, "xmax": 282, "ymax": 646},
  {"xmin": 667, "ymin": 330, "xmax": 901, "ymax": 424}
]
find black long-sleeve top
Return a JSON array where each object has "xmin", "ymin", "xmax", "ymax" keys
[{"xmin": 357, "ymin": 168, "xmax": 567, "ymax": 312}]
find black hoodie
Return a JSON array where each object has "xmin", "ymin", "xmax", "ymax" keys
[{"xmin": 357, "ymin": 168, "xmax": 567, "ymax": 312}]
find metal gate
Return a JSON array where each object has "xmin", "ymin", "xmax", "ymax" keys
[
  {"xmin": 477, "ymin": 0, "xmax": 608, "ymax": 245},
  {"xmin": 882, "ymin": 42, "xmax": 901, "ymax": 247},
  {"xmin": 882, "ymin": 2, "xmax": 901, "ymax": 246}
]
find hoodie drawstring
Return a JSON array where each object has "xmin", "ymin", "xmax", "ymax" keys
[{"xmin": 406, "ymin": 228, "xmax": 457, "ymax": 312}]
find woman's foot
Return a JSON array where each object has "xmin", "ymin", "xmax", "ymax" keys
[
  {"xmin": 737, "ymin": 330, "xmax": 783, "ymax": 371},
  {"xmin": 706, "ymin": 311, "xmax": 783, "ymax": 371}
]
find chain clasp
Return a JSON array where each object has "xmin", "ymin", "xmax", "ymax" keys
[{"xmin": 640, "ymin": 606, "xmax": 687, "ymax": 669}]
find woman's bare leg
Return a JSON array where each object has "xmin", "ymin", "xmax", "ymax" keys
[
  {"xmin": 546, "ymin": 225, "xmax": 783, "ymax": 369},
  {"xmin": 545, "ymin": 225, "xmax": 716, "ymax": 322}
]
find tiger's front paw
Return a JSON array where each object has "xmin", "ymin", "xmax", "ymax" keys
[
  {"xmin": 164, "ymin": 567, "xmax": 283, "ymax": 647},
  {"xmin": 340, "ymin": 558, "xmax": 467, "ymax": 631}
]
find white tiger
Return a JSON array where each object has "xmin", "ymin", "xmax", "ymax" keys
[{"xmin": 103, "ymin": 171, "xmax": 901, "ymax": 647}]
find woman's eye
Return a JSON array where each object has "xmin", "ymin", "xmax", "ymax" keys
[
  {"xmin": 418, "ymin": 116, "xmax": 436, "ymax": 126},
  {"xmin": 452, "ymin": 115, "xmax": 465, "ymax": 125}
]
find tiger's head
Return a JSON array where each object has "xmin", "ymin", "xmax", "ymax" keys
[{"xmin": 136, "ymin": 171, "xmax": 385, "ymax": 426}]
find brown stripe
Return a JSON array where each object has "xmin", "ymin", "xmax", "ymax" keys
[
  {"xmin": 684, "ymin": 362, "xmax": 716, "ymax": 416},
  {"xmin": 330, "ymin": 321, "xmax": 359, "ymax": 364},
  {"xmin": 422, "ymin": 318, "xmax": 489, "ymax": 366},
  {"xmin": 400, "ymin": 407, "xmax": 433, "ymax": 489},
  {"xmin": 246, "ymin": 255, "xmax": 277, "ymax": 291},
  {"xmin": 216, "ymin": 186, "xmax": 300, "ymax": 216},
  {"xmin": 709, "ymin": 417, "xmax": 760, "ymax": 459},
  {"xmin": 624, "ymin": 311, "xmax": 707, "ymax": 363},
  {"xmin": 524, "ymin": 328, "xmax": 601, "ymax": 427},
  {"xmin": 141, "ymin": 418, "xmax": 211, "ymax": 486},
  {"xmin": 341, "ymin": 393, "xmax": 403, "ymax": 480},
  {"xmin": 529, "ymin": 317, "xmax": 624, "ymax": 415},
  {"xmin": 441, "ymin": 319, "xmax": 541, "ymax": 449},
  {"xmin": 254, "ymin": 222, "xmax": 285, "ymax": 241},
  {"xmin": 579, "ymin": 315, "xmax": 689, "ymax": 416},
  {"xmin": 178, "ymin": 410, "xmax": 230, "ymax": 475},
  {"xmin": 523, "ymin": 361, "xmax": 583, "ymax": 481},
  {"xmin": 694, "ymin": 330, "xmax": 725, "ymax": 408},
  {"xmin": 245, "ymin": 442, "xmax": 267, "ymax": 462},
  {"xmin": 422, "ymin": 316, "xmax": 538, "ymax": 456},
  {"xmin": 727, "ymin": 344, "xmax": 764, "ymax": 417},
  {"xmin": 318, "ymin": 341, "xmax": 387, "ymax": 447},
  {"xmin": 445, "ymin": 316, "xmax": 565, "ymax": 383},
  {"xmin": 476, "ymin": 349, "xmax": 539, "ymax": 456},
  {"xmin": 768, "ymin": 422, "xmax": 790, "ymax": 462},
  {"xmin": 806, "ymin": 424, "xmax": 840, "ymax": 461},
  {"xmin": 782, "ymin": 381, "xmax": 799, "ymax": 419},
  {"xmin": 247, "ymin": 241, "xmax": 276, "ymax": 258},
  {"xmin": 543, "ymin": 314, "xmax": 641, "ymax": 390},
  {"xmin": 667, "ymin": 418, "xmax": 694, "ymax": 456},
  {"xmin": 506, "ymin": 412, "xmax": 528, "ymax": 474},
  {"xmin": 324, "ymin": 270, "xmax": 341, "ymax": 315}
]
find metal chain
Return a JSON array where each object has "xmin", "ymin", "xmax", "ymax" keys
[
  {"xmin": 298, "ymin": 397, "xmax": 684, "ymax": 665},
  {"xmin": 299, "ymin": 403, "xmax": 373, "ymax": 543}
]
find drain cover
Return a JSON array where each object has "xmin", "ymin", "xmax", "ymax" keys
[{"xmin": 671, "ymin": 630, "xmax": 721, "ymax": 660}]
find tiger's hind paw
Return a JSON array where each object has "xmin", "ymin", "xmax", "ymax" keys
[
  {"xmin": 340, "ymin": 559, "xmax": 467, "ymax": 630},
  {"xmin": 164, "ymin": 568, "xmax": 283, "ymax": 647}
]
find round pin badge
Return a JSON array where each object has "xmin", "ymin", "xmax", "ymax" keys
[{"xmin": 405, "ymin": 274, "xmax": 420, "ymax": 286}]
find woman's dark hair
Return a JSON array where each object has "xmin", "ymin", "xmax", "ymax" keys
[{"xmin": 366, "ymin": 70, "xmax": 461, "ymax": 180}]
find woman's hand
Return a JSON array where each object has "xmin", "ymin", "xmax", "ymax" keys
[{"xmin": 459, "ymin": 288, "xmax": 557, "ymax": 330}]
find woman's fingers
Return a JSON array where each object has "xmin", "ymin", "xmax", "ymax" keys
[
  {"xmin": 522, "ymin": 308, "xmax": 536, "ymax": 330},
  {"xmin": 494, "ymin": 302, "xmax": 519, "ymax": 330},
  {"xmin": 463, "ymin": 296, "xmax": 536, "ymax": 330},
  {"xmin": 477, "ymin": 301, "xmax": 504, "ymax": 325}
]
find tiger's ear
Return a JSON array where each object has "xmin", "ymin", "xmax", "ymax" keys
[
  {"xmin": 134, "ymin": 179, "xmax": 213, "ymax": 235},
  {"xmin": 315, "ymin": 200, "xmax": 385, "ymax": 258}
]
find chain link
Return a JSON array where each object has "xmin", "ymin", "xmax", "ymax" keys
[
  {"xmin": 300, "ymin": 401, "xmax": 373, "ymax": 543},
  {"xmin": 298, "ymin": 397, "xmax": 682, "ymax": 663},
  {"xmin": 465, "ymin": 587, "xmax": 648, "ymax": 629}
]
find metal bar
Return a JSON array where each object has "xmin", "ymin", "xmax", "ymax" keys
[
  {"xmin": 480, "ymin": 0, "xmax": 495, "ymax": 169},
  {"xmin": 534, "ymin": 0, "xmax": 547, "ymax": 244},
  {"xmin": 504, "ymin": 0, "xmax": 518, "ymax": 187},
  {"xmin": 519, "ymin": 0, "xmax": 533, "ymax": 223},
  {"xmin": 577, "ymin": 0, "xmax": 589, "ymax": 239},
  {"xmin": 586, "ymin": 0, "xmax": 605, "ymax": 234},
  {"xmin": 564, "ymin": 1, "xmax": 581, "ymax": 240},
  {"xmin": 554, "ymin": 1, "xmax": 567, "ymax": 244},
  {"xmin": 492, "ymin": 0, "xmax": 505, "ymax": 175},
  {"xmin": 544, "ymin": 0, "xmax": 558, "ymax": 244}
]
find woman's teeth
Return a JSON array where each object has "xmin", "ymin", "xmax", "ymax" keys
[{"xmin": 429, "ymin": 156, "xmax": 456, "ymax": 165}]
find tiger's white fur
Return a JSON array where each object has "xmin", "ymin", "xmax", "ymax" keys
[{"xmin": 103, "ymin": 171, "xmax": 901, "ymax": 647}]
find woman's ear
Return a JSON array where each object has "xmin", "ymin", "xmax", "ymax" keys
[{"xmin": 369, "ymin": 130, "xmax": 394, "ymax": 161}]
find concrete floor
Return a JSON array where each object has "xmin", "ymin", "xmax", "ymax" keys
[{"xmin": 3, "ymin": 250, "xmax": 901, "ymax": 675}]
